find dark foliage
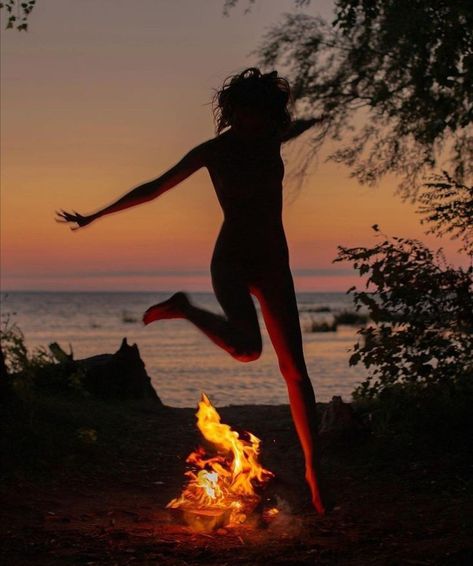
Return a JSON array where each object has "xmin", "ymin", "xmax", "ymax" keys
[
  {"xmin": 417, "ymin": 171, "xmax": 473, "ymax": 254},
  {"xmin": 334, "ymin": 226, "xmax": 473, "ymax": 399},
  {"xmin": 228, "ymin": 1, "xmax": 473, "ymax": 198},
  {"xmin": 0, "ymin": 0, "xmax": 36, "ymax": 30},
  {"xmin": 0, "ymin": 317, "xmax": 57, "ymax": 399}
]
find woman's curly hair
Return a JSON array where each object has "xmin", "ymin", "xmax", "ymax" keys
[{"xmin": 212, "ymin": 67, "xmax": 293, "ymax": 135}]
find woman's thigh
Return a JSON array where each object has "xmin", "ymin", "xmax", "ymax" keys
[
  {"xmin": 211, "ymin": 260, "xmax": 261, "ymax": 341},
  {"xmin": 250, "ymin": 265, "xmax": 308, "ymax": 376}
]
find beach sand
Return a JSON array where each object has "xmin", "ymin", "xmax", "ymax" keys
[{"xmin": 1, "ymin": 399, "xmax": 471, "ymax": 565}]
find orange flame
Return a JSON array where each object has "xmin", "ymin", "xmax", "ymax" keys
[{"xmin": 167, "ymin": 393, "xmax": 274, "ymax": 526}]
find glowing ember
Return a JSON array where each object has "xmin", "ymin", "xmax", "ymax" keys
[{"xmin": 167, "ymin": 393, "xmax": 275, "ymax": 528}]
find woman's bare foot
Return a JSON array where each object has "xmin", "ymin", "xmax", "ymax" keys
[{"xmin": 143, "ymin": 292, "xmax": 191, "ymax": 325}]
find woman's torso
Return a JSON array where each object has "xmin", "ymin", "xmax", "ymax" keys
[{"xmin": 204, "ymin": 129, "xmax": 289, "ymax": 268}]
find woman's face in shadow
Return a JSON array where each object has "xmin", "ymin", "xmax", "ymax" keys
[{"xmin": 231, "ymin": 105, "xmax": 272, "ymax": 137}]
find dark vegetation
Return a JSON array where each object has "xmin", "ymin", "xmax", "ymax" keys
[
  {"xmin": 227, "ymin": 0, "xmax": 473, "ymax": 198},
  {"xmin": 418, "ymin": 172, "xmax": 473, "ymax": 254},
  {"xmin": 0, "ymin": 0, "xmax": 36, "ymax": 31},
  {"xmin": 334, "ymin": 226, "xmax": 473, "ymax": 399}
]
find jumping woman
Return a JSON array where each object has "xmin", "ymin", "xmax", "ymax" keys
[{"xmin": 57, "ymin": 68, "xmax": 325, "ymax": 514}]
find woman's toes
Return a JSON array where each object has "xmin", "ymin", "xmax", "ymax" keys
[
  {"xmin": 143, "ymin": 310, "xmax": 151, "ymax": 325},
  {"xmin": 142, "ymin": 292, "xmax": 190, "ymax": 325}
]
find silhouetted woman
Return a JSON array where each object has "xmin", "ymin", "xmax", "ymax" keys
[{"xmin": 57, "ymin": 68, "xmax": 325, "ymax": 514}]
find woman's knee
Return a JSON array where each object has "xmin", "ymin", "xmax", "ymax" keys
[
  {"xmin": 231, "ymin": 335, "xmax": 263, "ymax": 363},
  {"xmin": 233, "ymin": 349, "xmax": 261, "ymax": 362}
]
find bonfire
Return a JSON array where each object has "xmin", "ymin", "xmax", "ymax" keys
[{"xmin": 167, "ymin": 393, "xmax": 277, "ymax": 530}]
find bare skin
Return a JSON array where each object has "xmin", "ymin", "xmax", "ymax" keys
[{"xmin": 57, "ymin": 113, "xmax": 325, "ymax": 514}]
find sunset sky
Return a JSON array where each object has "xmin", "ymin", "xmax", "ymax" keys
[{"xmin": 1, "ymin": 0, "xmax": 468, "ymax": 293}]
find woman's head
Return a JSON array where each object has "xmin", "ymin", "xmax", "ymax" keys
[{"xmin": 213, "ymin": 67, "xmax": 292, "ymax": 137}]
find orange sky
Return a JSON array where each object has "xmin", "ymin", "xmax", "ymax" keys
[{"xmin": 1, "ymin": 0, "xmax": 468, "ymax": 292}]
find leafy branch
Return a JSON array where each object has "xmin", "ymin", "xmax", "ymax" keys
[{"xmin": 0, "ymin": 0, "xmax": 36, "ymax": 31}]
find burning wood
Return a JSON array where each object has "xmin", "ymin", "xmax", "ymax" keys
[{"xmin": 167, "ymin": 393, "xmax": 276, "ymax": 530}]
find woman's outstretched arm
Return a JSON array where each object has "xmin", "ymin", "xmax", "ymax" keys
[
  {"xmin": 281, "ymin": 117, "xmax": 322, "ymax": 143},
  {"xmin": 56, "ymin": 142, "xmax": 207, "ymax": 229}
]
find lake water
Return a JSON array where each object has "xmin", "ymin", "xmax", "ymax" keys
[{"xmin": 0, "ymin": 291, "xmax": 368, "ymax": 407}]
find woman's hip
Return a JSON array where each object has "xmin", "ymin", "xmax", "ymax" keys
[{"xmin": 210, "ymin": 253, "xmax": 292, "ymax": 286}]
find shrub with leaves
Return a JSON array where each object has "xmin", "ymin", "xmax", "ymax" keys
[
  {"xmin": 334, "ymin": 227, "xmax": 473, "ymax": 399},
  {"xmin": 0, "ymin": 316, "xmax": 87, "ymax": 397},
  {"xmin": 1, "ymin": 316, "xmax": 53, "ymax": 375}
]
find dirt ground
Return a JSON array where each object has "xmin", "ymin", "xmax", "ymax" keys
[{"xmin": 1, "ymin": 402, "xmax": 472, "ymax": 565}]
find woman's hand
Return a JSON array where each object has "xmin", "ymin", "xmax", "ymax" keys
[{"xmin": 55, "ymin": 210, "xmax": 96, "ymax": 230}]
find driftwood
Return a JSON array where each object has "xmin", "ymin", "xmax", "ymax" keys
[{"xmin": 49, "ymin": 338, "xmax": 162, "ymax": 403}]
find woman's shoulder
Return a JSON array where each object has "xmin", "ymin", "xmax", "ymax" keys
[
  {"xmin": 192, "ymin": 132, "xmax": 231, "ymax": 166},
  {"xmin": 182, "ymin": 136, "xmax": 219, "ymax": 169},
  {"xmin": 196, "ymin": 132, "xmax": 229, "ymax": 152},
  {"xmin": 191, "ymin": 129, "xmax": 282, "ymax": 166}
]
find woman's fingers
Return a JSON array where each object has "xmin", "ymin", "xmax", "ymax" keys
[
  {"xmin": 55, "ymin": 209, "xmax": 93, "ymax": 230},
  {"xmin": 55, "ymin": 209, "xmax": 82, "ymax": 225}
]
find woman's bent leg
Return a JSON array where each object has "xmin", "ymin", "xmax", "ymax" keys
[
  {"xmin": 251, "ymin": 268, "xmax": 326, "ymax": 514},
  {"xmin": 143, "ymin": 268, "xmax": 262, "ymax": 362}
]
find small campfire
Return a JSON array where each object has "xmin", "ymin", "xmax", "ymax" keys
[{"xmin": 167, "ymin": 393, "xmax": 278, "ymax": 531}]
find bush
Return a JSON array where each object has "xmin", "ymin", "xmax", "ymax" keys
[
  {"xmin": 0, "ymin": 316, "xmax": 87, "ymax": 398},
  {"xmin": 353, "ymin": 380, "xmax": 473, "ymax": 448},
  {"xmin": 1, "ymin": 316, "xmax": 53, "ymax": 375},
  {"xmin": 334, "ymin": 227, "xmax": 473, "ymax": 400}
]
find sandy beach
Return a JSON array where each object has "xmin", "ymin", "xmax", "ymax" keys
[{"xmin": 1, "ymin": 394, "xmax": 471, "ymax": 565}]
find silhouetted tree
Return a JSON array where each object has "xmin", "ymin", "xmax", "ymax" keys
[
  {"xmin": 0, "ymin": 0, "xmax": 36, "ymax": 30},
  {"xmin": 227, "ymin": 1, "xmax": 473, "ymax": 199},
  {"xmin": 417, "ymin": 173, "xmax": 473, "ymax": 255}
]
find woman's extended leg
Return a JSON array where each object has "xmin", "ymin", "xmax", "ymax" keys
[
  {"xmin": 250, "ymin": 268, "xmax": 326, "ymax": 514},
  {"xmin": 143, "ymin": 267, "xmax": 262, "ymax": 362}
]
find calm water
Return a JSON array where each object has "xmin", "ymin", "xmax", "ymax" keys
[{"xmin": 1, "ymin": 291, "xmax": 368, "ymax": 407}]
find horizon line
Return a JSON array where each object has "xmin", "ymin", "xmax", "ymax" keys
[{"xmin": 0, "ymin": 288, "xmax": 353, "ymax": 294}]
